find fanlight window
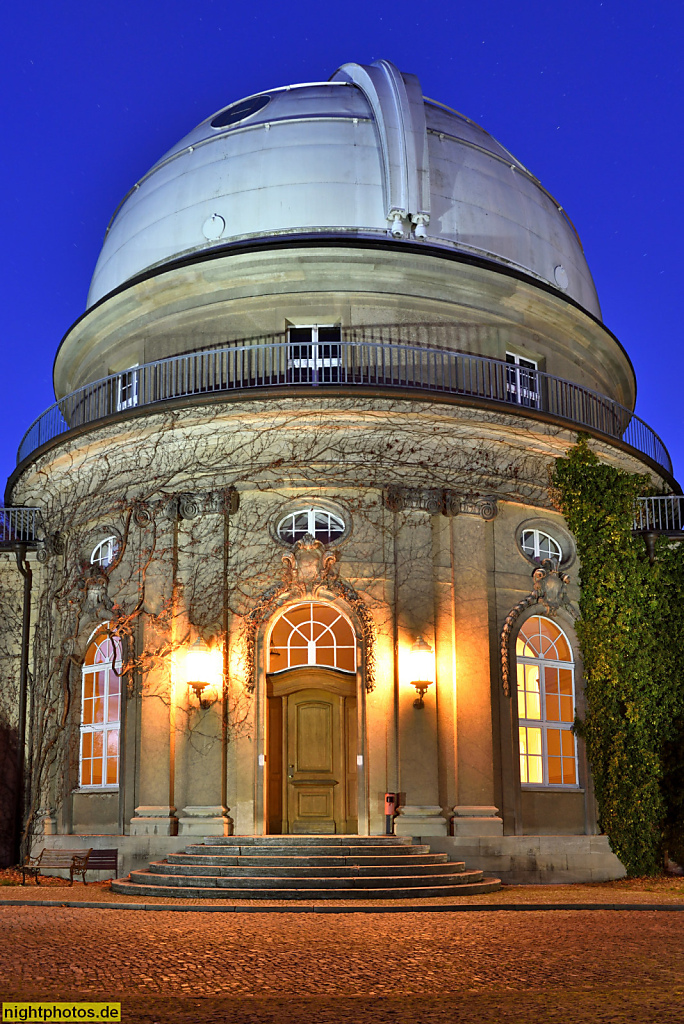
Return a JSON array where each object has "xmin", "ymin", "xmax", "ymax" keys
[
  {"xmin": 80, "ymin": 629, "xmax": 122, "ymax": 788},
  {"xmin": 516, "ymin": 615, "xmax": 577, "ymax": 788},
  {"xmin": 277, "ymin": 508, "xmax": 345, "ymax": 546},
  {"xmin": 90, "ymin": 536, "xmax": 119, "ymax": 568},
  {"xmin": 521, "ymin": 528, "xmax": 562, "ymax": 563},
  {"xmin": 269, "ymin": 602, "xmax": 356, "ymax": 673}
]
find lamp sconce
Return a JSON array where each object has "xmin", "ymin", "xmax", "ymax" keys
[
  {"xmin": 409, "ymin": 635, "xmax": 435, "ymax": 709},
  {"xmin": 184, "ymin": 636, "xmax": 223, "ymax": 710}
]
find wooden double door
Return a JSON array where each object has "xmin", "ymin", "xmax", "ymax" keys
[{"xmin": 267, "ymin": 668, "xmax": 358, "ymax": 834}]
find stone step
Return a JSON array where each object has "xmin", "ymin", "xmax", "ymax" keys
[
  {"xmin": 183, "ymin": 844, "xmax": 432, "ymax": 858},
  {"xmin": 126, "ymin": 868, "xmax": 484, "ymax": 890},
  {"xmin": 153, "ymin": 860, "xmax": 467, "ymax": 878},
  {"xmin": 111, "ymin": 877, "xmax": 503, "ymax": 900},
  {"xmin": 168, "ymin": 853, "xmax": 449, "ymax": 868},
  {"xmin": 198, "ymin": 835, "xmax": 416, "ymax": 846}
]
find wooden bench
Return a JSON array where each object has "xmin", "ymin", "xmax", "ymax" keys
[
  {"xmin": 85, "ymin": 848, "xmax": 118, "ymax": 879},
  {"xmin": 22, "ymin": 848, "xmax": 92, "ymax": 886}
]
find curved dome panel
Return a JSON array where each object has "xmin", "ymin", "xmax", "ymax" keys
[{"xmin": 87, "ymin": 61, "xmax": 601, "ymax": 318}]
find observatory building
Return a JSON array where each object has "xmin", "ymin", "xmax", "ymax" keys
[{"xmin": 1, "ymin": 60, "xmax": 675, "ymax": 884}]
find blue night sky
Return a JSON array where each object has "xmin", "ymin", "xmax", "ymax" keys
[{"xmin": 1, "ymin": 1, "xmax": 682, "ymax": 493}]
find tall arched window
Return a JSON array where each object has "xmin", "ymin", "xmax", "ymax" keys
[
  {"xmin": 80, "ymin": 628, "xmax": 122, "ymax": 788},
  {"xmin": 268, "ymin": 602, "xmax": 356, "ymax": 673},
  {"xmin": 516, "ymin": 615, "xmax": 577, "ymax": 787}
]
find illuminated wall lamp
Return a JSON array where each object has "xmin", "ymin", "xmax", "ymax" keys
[
  {"xmin": 409, "ymin": 635, "xmax": 435, "ymax": 709},
  {"xmin": 184, "ymin": 636, "xmax": 222, "ymax": 709}
]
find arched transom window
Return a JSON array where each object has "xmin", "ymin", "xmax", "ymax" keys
[
  {"xmin": 269, "ymin": 602, "xmax": 356, "ymax": 673},
  {"xmin": 516, "ymin": 615, "xmax": 577, "ymax": 787},
  {"xmin": 80, "ymin": 629, "xmax": 122, "ymax": 788}
]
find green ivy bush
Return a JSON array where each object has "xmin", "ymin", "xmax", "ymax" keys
[{"xmin": 552, "ymin": 437, "xmax": 684, "ymax": 875}]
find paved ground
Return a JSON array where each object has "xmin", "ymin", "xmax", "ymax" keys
[{"xmin": 1, "ymin": 897, "xmax": 683, "ymax": 1023}]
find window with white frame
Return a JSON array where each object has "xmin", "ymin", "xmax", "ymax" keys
[
  {"xmin": 517, "ymin": 615, "xmax": 577, "ymax": 787},
  {"xmin": 116, "ymin": 365, "xmax": 139, "ymax": 410},
  {"xmin": 277, "ymin": 507, "xmax": 346, "ymax": 546},
  {"xmin": 288, "ymin": 325, "xmax": 342, "ymax": 385},
  {"xmin": 269, "ymin": 602, "xmax": 356, "ymax": 673},
  {"xmin": 520, "ymin": 528, "xmax": 562, "ymax": 563},
  {"xmin": 80, "ymin": 629, "xmax": 122, "ymax": 788},
  {"xmin": 506, "ymin": 352, "xmax": 539, "ymax": 409},
  {"xmin": 90, "ymin": 536, "xmax": 119, "ymax": 568}
]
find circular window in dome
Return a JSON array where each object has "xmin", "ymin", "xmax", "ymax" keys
[
  {"xmin": 210, "ymin": 94, "xmax": 271, "ymax": 129},
  {"xmin": 277, "ymin": 508, "xmax": 346, "ymax": 547}
]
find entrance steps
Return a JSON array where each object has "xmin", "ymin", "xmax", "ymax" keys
[{"xmin": 111, "ymin": 835, "xmax": 501, "ymax": 899}]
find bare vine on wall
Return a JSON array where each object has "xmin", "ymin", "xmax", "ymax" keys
[{"xmin": 0, "ymin": 396, "xmax": 568, "ymax": 858}]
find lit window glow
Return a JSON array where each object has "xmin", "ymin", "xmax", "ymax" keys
[
  {"xmin": 80, "ymin": 630, "xmax": 121, "ymax": 788},
  {"xmin": 269, "ymin": 602, "xmax": 355, "ymax": 672},
  {"xmin": 517, "ymin": 615, "xmax": 577, "ymax": 788}
]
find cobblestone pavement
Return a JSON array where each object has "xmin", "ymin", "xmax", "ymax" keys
[{"xmin": 1, "ymin": 905, "xmax": 683, "ymax": 1023}]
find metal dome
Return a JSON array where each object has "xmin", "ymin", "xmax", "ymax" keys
[{"xmin": 87, "ymin": 60, "xmax": 601, "ymax": 318}]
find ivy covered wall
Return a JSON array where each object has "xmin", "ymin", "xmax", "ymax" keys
[{"xmin": 552, "ymin": 438, "xmax": 684, "ymax": 876}]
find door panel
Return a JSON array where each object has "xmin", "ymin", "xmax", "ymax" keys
[{"xmin": 296, "ymin": 702, "xmax": 333, "ymax": 772}]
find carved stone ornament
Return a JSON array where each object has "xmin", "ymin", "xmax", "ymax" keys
[
  {"xmin": 78, "ymin": 567, "xmax": 116, "ymax": 623},
  {"xmin": 384, "ymin": 486, "xmax": 497, "ymax": 520},
  {"xmin": 132, "ymin": 501, "xmax": 153, "ymax": 528},
  {"xmin": 281, "ymin": 533, "xmax": 339, "ymax": 597},
  {"xmin": 500, "ymin": 558, "xmax": 573, "ymax": 697},
  {"xmin": 165, "ymin": 487, "xmax": 240, "ymax": 521},
  {"xmin": 36, "ymin": 531, "xmax": 66, "ymax": 564},
  {"xmin": 243, "ymin": 539, "xmax": 377, "ymax": 693}
]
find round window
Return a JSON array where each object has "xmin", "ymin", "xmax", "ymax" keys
[
  {"xmin": 520, "ymin": 528, "xmax": 562, "ymax": 564},
  {"xmin": 90, "ymin": 536, "xmax": 119, "ymax": 568},
  {"xmin": 210, "ymin": 94, "xmax": 271, "ymax": 129},
  {"xmin": 277, "ymin": 508, "xmax": 345, "ymax": 546}
]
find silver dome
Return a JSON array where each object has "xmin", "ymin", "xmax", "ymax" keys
[{"xmin": 87, "ymin": 60, "xmax": 600, "ymax": 318}]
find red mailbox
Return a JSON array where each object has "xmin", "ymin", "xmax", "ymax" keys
[{"xmin": 384, "ymin": 792, "xmax": 397, "ymax": 815}]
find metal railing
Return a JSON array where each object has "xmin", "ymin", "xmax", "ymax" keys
[
  {"xmin": 16, "ymin": 326, "xmax": 673, "ymax": 477},
  {"xmin": 0, "ymin": 507, "xmax": 41, "ymax": 545},
  {"xmin": 633, "ymin": 496, "xmax": 684, "ymax": 533}
]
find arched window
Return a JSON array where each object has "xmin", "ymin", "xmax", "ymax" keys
[
  {"xmin": 80, "ymin": 629, "xmax": 122, "ymax": 788},
  {"xmin": 268, "ymin": 602, "xmax": 356, "ymax": 673},
  {"xmin": 516, "ymin": 615, "xmax": 577, "ymax": 787}
]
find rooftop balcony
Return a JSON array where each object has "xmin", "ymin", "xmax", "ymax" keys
[{"xmin": 14, "ymin": 326, "xmax": 674, "ymax": 481}]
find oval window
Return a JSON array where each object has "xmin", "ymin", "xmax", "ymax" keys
[
  {"xmin": 277, "ymin": 508, "xmax": 345, "ymax": 546},
  {"xmin": 520, "ymin": 528, "xmax": 562, "ymax": 563},
  {"xmin": 90, "ymin": 536, "xmax": 119, "ymax": 568}
]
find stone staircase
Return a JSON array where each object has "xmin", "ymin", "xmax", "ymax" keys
[{"xmin": 111, "ymin": 835, "xmax": 501, "ymax": 899}]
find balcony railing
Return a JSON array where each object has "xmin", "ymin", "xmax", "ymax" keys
[
  {"xmin": 17, "ymin": 326, "xmax": 673, "ymax": 477},
  {"xmin": 0, "ymin": 507, "xmax": 41, "ymax": 546},
  {"xmin": 633, "ymin": 496, "xmax": 684, "ymax": 534}
]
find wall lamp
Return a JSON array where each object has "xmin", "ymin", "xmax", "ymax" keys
[
  {"xmin": 184, "ymin": 636, "xmax": 223, "ymax": 709},
  {"xmin": 408, "ymin": 635, "xmax": 435, "ymax": 709}
]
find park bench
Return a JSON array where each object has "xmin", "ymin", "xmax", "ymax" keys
[
  {"xmin": 22, "ymin": 848, "xmax": 92, "ymax": 886},
  {"xmin": 84, "ymin": 848, "xmax": 118, "ymax": 879}
]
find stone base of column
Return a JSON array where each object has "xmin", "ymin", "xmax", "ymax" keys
[
  {"xmin": 178, "ymin": 805, "xmax": 233, "ymax": 836},
  {"xmin": 394, "ymin": 804, "xmax": 448, "ymax": 837},
  {"xmin": 36, "ymin": 808, "xmax": 57, "ymax": 836},
  {"xmin": 450, "ymin": 805, "xmax": 503, "ymax": 836},
  {"xmin": 129, "ymin": 805, "xmax": 178, "ymax": 836}
]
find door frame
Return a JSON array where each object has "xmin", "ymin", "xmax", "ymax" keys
[{"xmin": 253, "ymin": 598, "xmax": 369, "ymax": 835}]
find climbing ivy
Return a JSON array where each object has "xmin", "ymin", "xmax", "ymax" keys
[{"xmin": 552, "ymin": 437, "xmax": 684, "ymax": 876}]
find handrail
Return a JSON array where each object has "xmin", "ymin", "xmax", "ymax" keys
[
  {"xmin": 0, "ymin": 507, "xmax": 41, "ymax": 545},
  {"xmin": 633, "ymin": 495, "xmax": 684, "ymax": 533},
  {"xmin": 16, "ymin": 327, "xmax": 673, "ymax": 477}
]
